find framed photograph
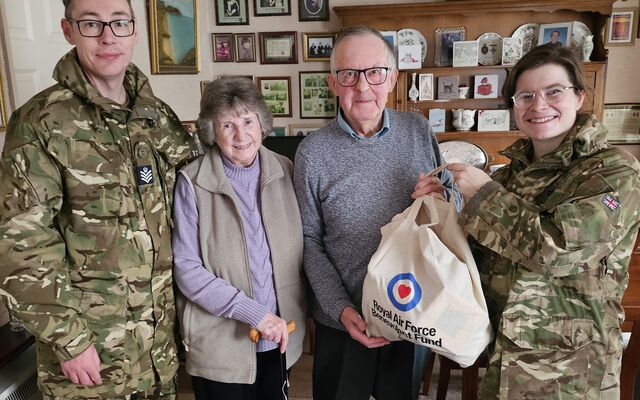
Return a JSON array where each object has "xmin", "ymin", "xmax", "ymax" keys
[
  {"xmin": 256, "ymin": 77, "xmax": 292, "ymax": 117},
  {"xmin": 437, "ymin": 75, "xmax": 459, "ymax": 100},
  {"xmin": 289, "ymin": 123, "xmax": 322, "ymax": 136},
  {"xmin": 234, "ymin": 33, "xmax": 256, "ymax": 62},
  {"xmin": 428, "ymin": 109, "xmax": 446, "ymax": 133},
  {"xmin": 452, "ymin": 40, "xmax": 479, "ymax": 67},
  {"xmin": 303, "ymin": 32, "xmax": 337, "ymax": 62},
  {"xmin": 200, "ymin": 80, "xmax": 210, "ymax": 94},
  {"xmin": 606, "ymin": 9, "xmax": 638, "ymax": 46},
  {"xmin": 418, "ymin": 73, "xmax": 434, "ymax": 101},
  {"xmin": 215, "ymin": 0, "xmax": 249, "ymax": 25},
  {"xmin": 212, "ymin": 33, "xmax": 234, "ymax": 62},
  {"xmin": 398, "ymin": 45, "xmax": 422, "ymax": 70},
  {"xmin": 217, "ymin": 74, "xmax": 254, "ymax": 81},
  {"xmin": 380, "ymin": 31, "xmax": 398, "ymax": 67},
  {"xmin": 299, "ymin": 71, "xmax": 337, "ymax": 119},
  {"xmin": 474, "ymin": 74, "xmax": 499, "ymax": 99},
  {"xmin": 603, "ymin": 104, "xmax": 640, "ymax": 142},
  {"xmin": 538, "ymin": 22, "xmax": 572, "ymax": 47},
  {"xmin": 477, "ymin": 110, "xmax": 510, "ymax": 131},
  {"xmin": 298, "ymin": 0, "xmax": 329, "ymax": 21},
  {"xmin": 148, "ymin": 0, "xmax": 200, "ymax": 74},
  {"xmin": 270, "ymin": 126, "xmax": 288, "ymax": 136},
  {"xmin": 502, "ymin": 37, "xmax": 523, "ymax": 66},
  {"xmin": 259, "ymin": 31, "xmax": 298, "ymax": 64},
  {"xmin": 255, "ymin": 0, "xmax": 291, "ymax": 16},
  {"xmin": 434, "ymin": 27, "xmax": 465, "ymax": 67}
]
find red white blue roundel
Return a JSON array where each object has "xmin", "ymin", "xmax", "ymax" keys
[{"xmin": 387, "ymin": 273, "xmax": 422, "ymax": 312}]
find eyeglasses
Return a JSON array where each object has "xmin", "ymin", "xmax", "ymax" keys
[
  {"xmin": 67, "ymin": 18, "xmax": 135, "ymax": 38},
  {"xmin": 334, "ymin": 67, "xmax": 391, "ymax": 87},
  {"xmin": 511, "ymin": 85, "xmax": 577, "ymax": 109}
]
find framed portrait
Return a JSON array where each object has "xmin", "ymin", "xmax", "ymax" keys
[
  {"xmin": 212, "ymin": 33, "xmax": 234, "ymax": 62},
  {"xmin": 270, "ymin": 126, "xmax": 288, "ymax": 136},
  {"xmin": 477, "ymin": 110, "xmax": 510, "ymax": 132},
  {"xmin": 255, "ymin": 0, "xmax": 291, "ymax": 16},
  {"xmin": 298, "ymin": 0, "xmax": 329, "ymax": 21},
  {"xmin": 537, "ymin": 22, "xmax": 572, "ymax": 47},
  {"xmin": 215, "ymin": 0, "xmax": 249, "ymax": 25},
  {"xmin": 474, "ymin": 74, "xmax": 499, "ymax": 99},
  {"xmin": 603, "ymin": 104, "xmax": 640, "ymax": 143},
  {"xmin": 257, "ymin": 77, "xmax": 292, "ymax": 117},
  {"xmin": 452, "ymin": 40, "xmax": 479, "ymax": 67},
  {"xmin": 606, "ymin": 9, "xmax": 638, "ymax": 46},
  {"xmin": 418, "ymin": 73, "xmax": 434, "ymax": 101},
  {"xmin": 234, "ymin": 33, "xmax": 256, "ymax": 62},
  {"xmin": 259, "ymin": 31, "xmax": 298, "ymax": 64},
  {"xmin": 303, "ymin": 32, "xmax": 337, "ymax": 61},
  {"xmin": 289, "ymin": 123, "xmax": 322, "ymax": 136},
  {"xmin": 148, "ymin": 0, "xmax": 200, "ymax": 74},
  {"xmin": 434, "ymin": 27, "xmax": 465, "ymax": 67},
  {"xmin": 299, "ymin": 71, "xmax": 337, "ymax": 119}
]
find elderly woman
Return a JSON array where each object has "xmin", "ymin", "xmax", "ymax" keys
[
  {"xmin": 172, "ymin": 76, "xmax": 307, "ymax": 399},
  {"xmin": 414, "ymin": 44, "xmax": 640, "ymax": 398}
]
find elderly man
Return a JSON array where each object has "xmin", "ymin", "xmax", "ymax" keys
[
  {"xmin": 293, "ymin": 26, "xmax": 459, "ymax": 400},
  {"xmin": 0, "ymin": 0, "xmax": 196, "ymax": 398}
]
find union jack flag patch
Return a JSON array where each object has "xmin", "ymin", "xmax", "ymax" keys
[
  {"xmin": 136, "ymin": 165, "xmax": 154, "ymax": 185},
  {"xmin": 602, "ymin": 194, "xmax": 620, "ymax": 211}
]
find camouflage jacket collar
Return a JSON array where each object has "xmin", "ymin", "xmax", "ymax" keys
[
  {"xmin": 501, "ymin": 114, "xmax": 609, "ymax": 171},
  {"xmin": 52, "ymin": 48, "xmax": 158, "ymax": 118}
]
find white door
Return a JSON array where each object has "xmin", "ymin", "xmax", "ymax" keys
[{"xmin": 2, "ymin": 0, "xmax": 71, "ymax": 108}]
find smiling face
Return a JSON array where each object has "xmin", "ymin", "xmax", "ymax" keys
[
  {"xmin": 328, "ymin": 34, "xmax": 397, "ymax": 136},
  {"xmin": 513, "ymin": 63, "xmax": 585, "ymax": 158},
  {"xmin": 214, "ymin": 110, "xmax": 263, "ymax": 167},
  {"xmin": 61, "ymin": 0, "xmax": 137, "ymax": 91}
]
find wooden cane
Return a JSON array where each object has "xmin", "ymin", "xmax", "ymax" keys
[{"xmin": 249, "ymin": 320, "xmax": 296, "ymax": 343}]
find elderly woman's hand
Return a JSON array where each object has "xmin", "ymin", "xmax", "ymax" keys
[
  {"xmin": 447, "ymin": 163, "xmax": 492, "ymax": 199},
  {"xmin": 256, "ymin": 313, "xmax": 289, "ymax": 353}
]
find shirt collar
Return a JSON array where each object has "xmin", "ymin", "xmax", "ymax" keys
[{"xmin": 337, "ymin": 108, "xmax": 390, "ymax": 140}]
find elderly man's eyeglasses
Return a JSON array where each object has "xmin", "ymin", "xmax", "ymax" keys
[
  {"xmin": 334, "ymin": 67, "xmax": 391, "ymax": 87},
  {"xmin": 67, "ymin": 18, "xmax": 136, "ymax": 38},
  {"xmin": 511, "ymin": 85, "xmax": 577, "ymax": 109}
]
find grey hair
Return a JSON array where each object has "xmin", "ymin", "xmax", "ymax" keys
[
  {"xmin": 330, "ymin": 26, "xmax": 396, "ymax": 73},
  {"xmin": 197, "ymin": 76, "xmax": 273, "ymax": 147},
  {"xmin": 62, "ymin": 0, "xmax": 134, "ymax": 19}
]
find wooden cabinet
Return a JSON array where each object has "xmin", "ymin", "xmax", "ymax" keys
[{"xmin": 334, "ymin": 0, "xmax": 614, "ymax": 168}]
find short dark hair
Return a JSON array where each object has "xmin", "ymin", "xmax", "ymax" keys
[
  {"xmin": 62, "ymin": 0, "xmax": 134, "ymax": 19},
  {"xmin": 198, "ymin": 76, "xmax": 273, "ymax": 146},
  {"xmin": 502, "ymin": 43, "xmax": 588, "ymax": 107}
]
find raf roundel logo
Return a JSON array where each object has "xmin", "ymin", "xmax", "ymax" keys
[{"xmin": 387, "ymin": 273, "xmax": 422, "ymax": 312}]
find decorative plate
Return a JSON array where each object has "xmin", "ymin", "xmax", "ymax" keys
[
  {"xmin": 570, "ymin": 21, "xmax": 592, "ymax": 55},
  {"xmin": 398, "ymin": 28, "xmax": 427, "ymax": 62},
  {"xmin": 438, "ymin": 140, "xmax": 488, "ymax": 170},
  {"xmin": 477, "ymin": 32, "xmax": 503, "ymax": 65},
  {"xmin": 511, "ymin": 23, "xmax": 540, "ymax": 55}
]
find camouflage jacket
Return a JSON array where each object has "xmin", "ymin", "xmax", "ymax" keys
[
  {"xmin": 460, "ymin": 114, "xmax": 640, "ymax": 399},
  {"xmin": 0, "ymin": 49, "xmax": 195, "ymax": 398}
]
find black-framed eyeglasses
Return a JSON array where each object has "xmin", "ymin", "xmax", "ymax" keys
[
  {"xmin": 511, "ymin": 85, "xmax": 577, "ymax": 109},
  {"xmin": 67, "ymin": 18, "xmax": 135, "ymax": 38},
  {"xmin": 334, "ymin": 67, "xmax": 391, "ymax": 87}
]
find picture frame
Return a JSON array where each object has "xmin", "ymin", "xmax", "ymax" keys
[
  {"xmin": 148, "ymin": 0, "xmax": 200, "ymax": 74},
  {"xmin": 217, "ymin": 74, "xmax": 254, "ymax": 81},
  {"xmin": 212, "ymin": 33, "xmax": 234, "ymax": 62},
  {"xmin": 270, "ymin": 126, "xmax": 288, "ymax": 136},
  {"xmin": 254, "ymin": 0, "xmax": 291, "ymax": 16},
  {"xmin": 418, "ymin": 73, "xmax": 434, "ymax": 101},
  {"xmin": 299, "ymin": 71, "xmax": 337, "ymax": 119},
  {"xmin": 200, "ymin": 80, "xmax": 210, "ymax": 94},
  {"xmin": 474, "ymin": 74, "xmax": 499, "ymax": 99},
  {"xmin": 477, "ymin": 110, "xmax": 510, "ymax": 132},
  {"xmin": 380, "ymin": 31, "xmax": 398, "ymax": 68},
  {"xmin": 606, "ymin": 9, "xmax": 638, "ymax": 46},
  {"xmin": 452, "ymin": 40, "xmax": 479, "ymax": 67},
  {"xmin": 234, "ymin": 33, "xmax": 256, "ymax": 62},
  {"xmin": 397, "ymin": 45, "xmax": 422, "ymax": 70},
  {"xmin": 289, "ymin": 123, "xmax": 322, "ymax": 136},
  {"xmin": 0, "ymin": 67, "xmax": 7, "ymax": 130},
  {"xmin": 428, "ymin": 109, "xmax": 446, "ymax": 133},
  {"xmin": 256, "ymin": 77, "xmax": 292, "ymax": 117},
  {"xmin": 215, "ymin": 0, "xmax": 249, "ymax": 25},
  {"xmin": 259, "ymin": 31, "xmax": 298, "ymax": 64},
  {"xmin": 181, "ymin": 120, "xmax": 198, "ymax": 137},
  {"xmin": 602, "ymin": 104, "xmax": 640, "ymax": 143},
  {"xmin": 437, "ymin": 75, "xmax": 459, "ymax": 100},
  {"xmin": 298, "ymin": 0, "xmax": 329, "ymax": 21},
  {"xmin": 303, "ymin": 32, "xmax": 337, "ymax": 62},
  {"xmin": 537, "ymin": 22, "xmax": 572, "ymax": 47},
  {"xmin": 502, "ymin": 37, "xmax": 523, "ymax": 66},
  {"xmin": 434, "ymin": 27, "xmax": 465, "ymax": 67}
]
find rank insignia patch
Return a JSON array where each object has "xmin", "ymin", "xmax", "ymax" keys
[{"xmin": 136, "ymin": 165, "xmax": 154, "ymax": 185}]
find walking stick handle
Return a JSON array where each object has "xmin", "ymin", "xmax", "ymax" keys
[{"xmin": 249, "ymin": 320, "xmax": 296, "ymax": 343}]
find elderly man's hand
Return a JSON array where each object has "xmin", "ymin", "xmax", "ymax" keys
[
  {"xmin": 447, "ymin": 163, "xmax": 492, "ymax": 199},
  {"xmin": 411, "ymin": 172, "xmax": 446, "ymax": 199},
  {"xmin": 340, "ymin": 306, "xmax": 390, "ymax": 348},
  {"xmin": 60, "ymin": 344, "xmax": 102, "ymax": 386}
]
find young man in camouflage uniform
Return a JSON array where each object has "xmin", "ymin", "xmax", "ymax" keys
[{"xmin": 0, "ymin": 0, "xmax": 197, "ymax": 398}]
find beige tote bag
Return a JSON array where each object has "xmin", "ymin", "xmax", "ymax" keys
[{"xmin": 362, "ymin": 195, "xmax": 492, "ymax": 367}]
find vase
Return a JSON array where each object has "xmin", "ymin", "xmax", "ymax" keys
[
  {"xmin": 408, "ymin": 72, "xmax": 419, "ymax": 102},
  {"xmin": 582, "ymin": 35, "xmax": 594, "ymax": 62}
]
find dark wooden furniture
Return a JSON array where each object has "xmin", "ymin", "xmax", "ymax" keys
[{"xmin": 0, "ymin": 323, "xmax": 34, "ymax": 369}]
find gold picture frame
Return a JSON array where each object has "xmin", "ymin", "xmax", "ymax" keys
[
  {"xmin": 0, "ymin": 67, "xmax": 7, "ymax": 130},
  {"xmin": 148, "ymin": 0, "xmax": 200, "ymax": 74},
  {"xmin": 302, "ymin": 32, "xmax": 336, "ymax": 61},
  {"xmin": 606, "ymin": 8, "xmax": 638, "ymax": 46}
]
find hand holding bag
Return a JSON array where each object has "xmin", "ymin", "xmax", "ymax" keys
[{"xmin": 362, "ymin": 195, "xmax": 492, "ymax": 367}]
